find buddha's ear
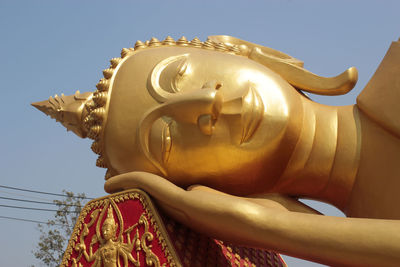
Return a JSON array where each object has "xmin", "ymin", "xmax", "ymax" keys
[
  {"xmin": 209, "ymin": 35, "xmax": 304, "ymax": 67},
  {"xmin": 209, "ymin": 35, "xmax": 358, "ymax": 96},
  {"xmin": 148, "ymin": 54, "xmax": 189, "ymax": 103}
]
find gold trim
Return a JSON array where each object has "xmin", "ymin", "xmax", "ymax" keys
[{"xmin": 61, "ymin": 189, "xmax": 182, "ymax": 267}]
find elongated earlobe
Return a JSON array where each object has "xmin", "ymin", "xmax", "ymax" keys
[
  {"xmin": 209, "ymin": 35, "xmax": 358, "ymax": 96},
  {"xmin": 249, "ymin": 47, "xmax": 358, "ymax": 95}
]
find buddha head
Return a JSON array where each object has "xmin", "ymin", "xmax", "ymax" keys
[
  {"xmin": 102, "ymin": 207, "xmax": 117, "ymax": 241},
  {"xmin": 33, "ymin": 35, "xmax": 357, "ymax": 195}
]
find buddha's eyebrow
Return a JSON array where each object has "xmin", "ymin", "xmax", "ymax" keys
[{"xmin": 148, "ymin": 54, "xmax": 189, "ymax": 103}]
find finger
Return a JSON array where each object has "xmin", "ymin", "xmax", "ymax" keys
[
  {"xmin": 187, "ymin": 184, "xmax": 231, "ymax": 196},
  {"xmin": 104, "ymin": 171, "xmax": 184, "ymax": 200},
  {"xmin": 188, "ymin": 185, "xmax": 288, "ymax": 211},
  {"xmin": 105, "ymin": 172, "xmax": 192, "ymax": 224},
  {"xmin": 248, "ymin": 193, "xmax": 321, "ymax": 214}
]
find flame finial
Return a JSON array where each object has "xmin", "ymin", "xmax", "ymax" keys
[{"xmin": 32, "ymin": 91, "xmax": 93, "ymax": 138}]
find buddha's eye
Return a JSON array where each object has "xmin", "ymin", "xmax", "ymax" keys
[
  {"xmin": 172, "ymin": 59, "xmax": 189, "ymax": 93},
  {"xmin": 149, "ymin": 54, "xmax": 190, "ymax": 103},
  {"xmin": 177, "ymin": 60, "xmax": 188, "ymax": 77}
]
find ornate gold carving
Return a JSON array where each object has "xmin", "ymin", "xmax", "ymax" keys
[
  {"xmin": 91, "ymin": 141, "xmax": 102, "ymax": 155},
  {"xmin": 176, "ymin": 36, "xmax": 188, "ymax": 46},
  {"xmin": 33, "ymin": 34, "xmax": 359, "ymax": 184},
  {"xmin": 72, "ymin": 199, "xmax": 141, "ymax": 267},
  {"xmin": 102, "ymin": 68, "xmax": 114, "ymax": 79},
  {"xmin": 162, "ymin": 36, "xmax": 175, "ymax": 46},
  {"xmin": 121, "ymin": 47, "xmax": 134, "ymax": 58},
  {"xmin": 96, "ymin": 78, "xmax": 110, "ymax": 92},
  {"xmin": 93, "ymin": 91, "xmax": 108, "ymax": 106},
  {"xmin": 31, "ymin": 91, "xmax": 92, "ymax": 138},
  {"xmin": 96, "ymin": 156, "xmax": 107, "ymax": 168},
  {"xmin": 202, "ymin": 38, "xmax": 215, "ymax": 50},
  {"xmin": 215, "ymin": 42, "xmax": 228, "ymax": 52},
  {"xmin": 88, "ymin": 125, "xmax": 101, "ymax": 140},
  {"xmin": 149, "ymin": 37, "xmax": 161, "ymax": 47},
  {"xmin": 189, "ymin": 37, "xmax": 202, "ymax": 47},
  {"xmin": 90, "ymin": 108, "xmax": 105, "ymax": 121},
  {"xmin": 138, "ymin": 214, "xmax": 162, "ymax": 266},
  {"xmin": 110, "ymin": 58, "xmax": 122, "ymax": 68},
  {"xmin": 134, "ymin": 41, "xmax": 146, "ymax": 50},
  {"xmin": 62, "ymin": 189, "xmax": 181, "ymax": 267}
]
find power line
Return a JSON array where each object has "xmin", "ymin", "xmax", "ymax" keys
[
  {"xmin": 0, "ymin": 196, "xmax": 84, "ymax": 207},
  {"xmin": 0, "ymin": 185, "xmax": 92, "ymax": 199},
  {"xmin": 0, "ymin": 189, "xmax": 57, "ymax": 202},
  {"xmin": 0, "ymin": 204, "xmax": 79, "ymax": 213},
  {"xmin": 0, "ymin": 215, "xmax": 65, "ymax": 226}
]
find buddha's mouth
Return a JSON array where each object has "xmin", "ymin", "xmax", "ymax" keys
[
  {"xmin": 240, "ymin": 85, "xmax": 264, "ymax": 144},
  {"xmin": 158, "ymin": 86, "xmax": 264, "ymax": 166},
  {"xmin": 220, "ymin": 85, "xmax": 265, "ymax": 144}
]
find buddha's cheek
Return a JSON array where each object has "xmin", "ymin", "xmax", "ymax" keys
[{"xmin": 161, "ymin": 121, "xmax": 248, "ymax": 186}]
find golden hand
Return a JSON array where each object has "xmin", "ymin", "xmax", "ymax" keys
[
  {"xmin": 104, "ymin": 172, "xmax": 400, "ymax": 267},
  {"xmin": 104, "ymin": 172, "xmax": 306, "ymax": 246}
]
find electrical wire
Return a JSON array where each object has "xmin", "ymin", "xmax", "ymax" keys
[
  {"xmin": 0, "ymin": 204, "xmax": 79, "ymax": 213},
  {"xmin": 0, "ymin": 189, "xmax": 58, "ymax": 202},
  {"xmin": 0, "ymin": 215, "xmax": 65, "ymax": 226},
  {"xmin": 0, "ymin": 184, "xmax": 92, "ymax": 199},
  {"xmin": 0, "ymin": 196, "xmax": 84, "ymax": 207}
]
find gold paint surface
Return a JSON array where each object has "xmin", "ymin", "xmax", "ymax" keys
[
  {"xmin": 34, "ymin": 36, "xmax": 400, "ymax": 266},
  {"xmin": 62, "ymin": 189, "xmax": 181, "ymax": 267}
]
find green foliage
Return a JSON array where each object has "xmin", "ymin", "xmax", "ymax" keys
[{"xmin": 33, "ymin": 191, "xmax": 87, "ymax": 267}]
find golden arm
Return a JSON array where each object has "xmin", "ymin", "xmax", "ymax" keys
[{"xmin": 104, "ymin": 172, "xmax": 400, "ymax": 267}]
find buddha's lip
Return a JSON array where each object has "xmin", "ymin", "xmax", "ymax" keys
[{"xmin": 240, "ymin": 85, "xmax": 264, "ymax": 144}]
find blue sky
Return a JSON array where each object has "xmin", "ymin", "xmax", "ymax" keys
[{"xmin": 1, "ymin": 1, "xmax": 400, "ymax": 266}]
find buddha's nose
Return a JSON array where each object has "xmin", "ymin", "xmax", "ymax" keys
[
  {"xmin": 138, "ymin": 88, "xmax": 223, "ymax": 176},
  {"xmin": 150, "ymin": 88, "xmax": 222, "ymax": 136}
]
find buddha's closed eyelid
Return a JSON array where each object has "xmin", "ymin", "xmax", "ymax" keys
[
  {"xmin": 173, "ymin": 59, "xmax": 189, "ymax": 92},
  {"xmin": 148, "ymin": 54, "xmax": 190, "ymax": 103}
]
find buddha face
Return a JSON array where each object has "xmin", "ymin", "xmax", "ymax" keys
[
  {"xmin": 103, "ymin": 46, "xmax": 303, "ymax": 194},
  {"xmin": 102, "ymin": 222, "xmax": 115, "ymax": 241}
]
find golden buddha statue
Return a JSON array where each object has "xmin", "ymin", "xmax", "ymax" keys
[
  {"xmin": 33, "ymin": 35, "xmax": 400, "ymax": 266},
  {"xmin": 77, "ymin": 206, "xmax": 137, "ymax": 267}
]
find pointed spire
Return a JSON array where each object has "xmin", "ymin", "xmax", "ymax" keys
[
  {"xmin": 162, "ymin": 36, "xmax": 175, "ymax": 45},
  {"xmin": 177, "ymin": 36, "xmax": 189, "ymax": 46},
  {"xmin": 104, "ymin": 205, "xmax": 116, "ymax": 226},
  {"xmin": 149, "ymin": 37, "xmax": 161, "ymax": 47},
  {"xmin": 32, "ymin": 91, "xmax": 93, "ymax": 138},
  {"xmin": 190, "ymin": 37, "xmax": 202, "ymax": 47}
]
